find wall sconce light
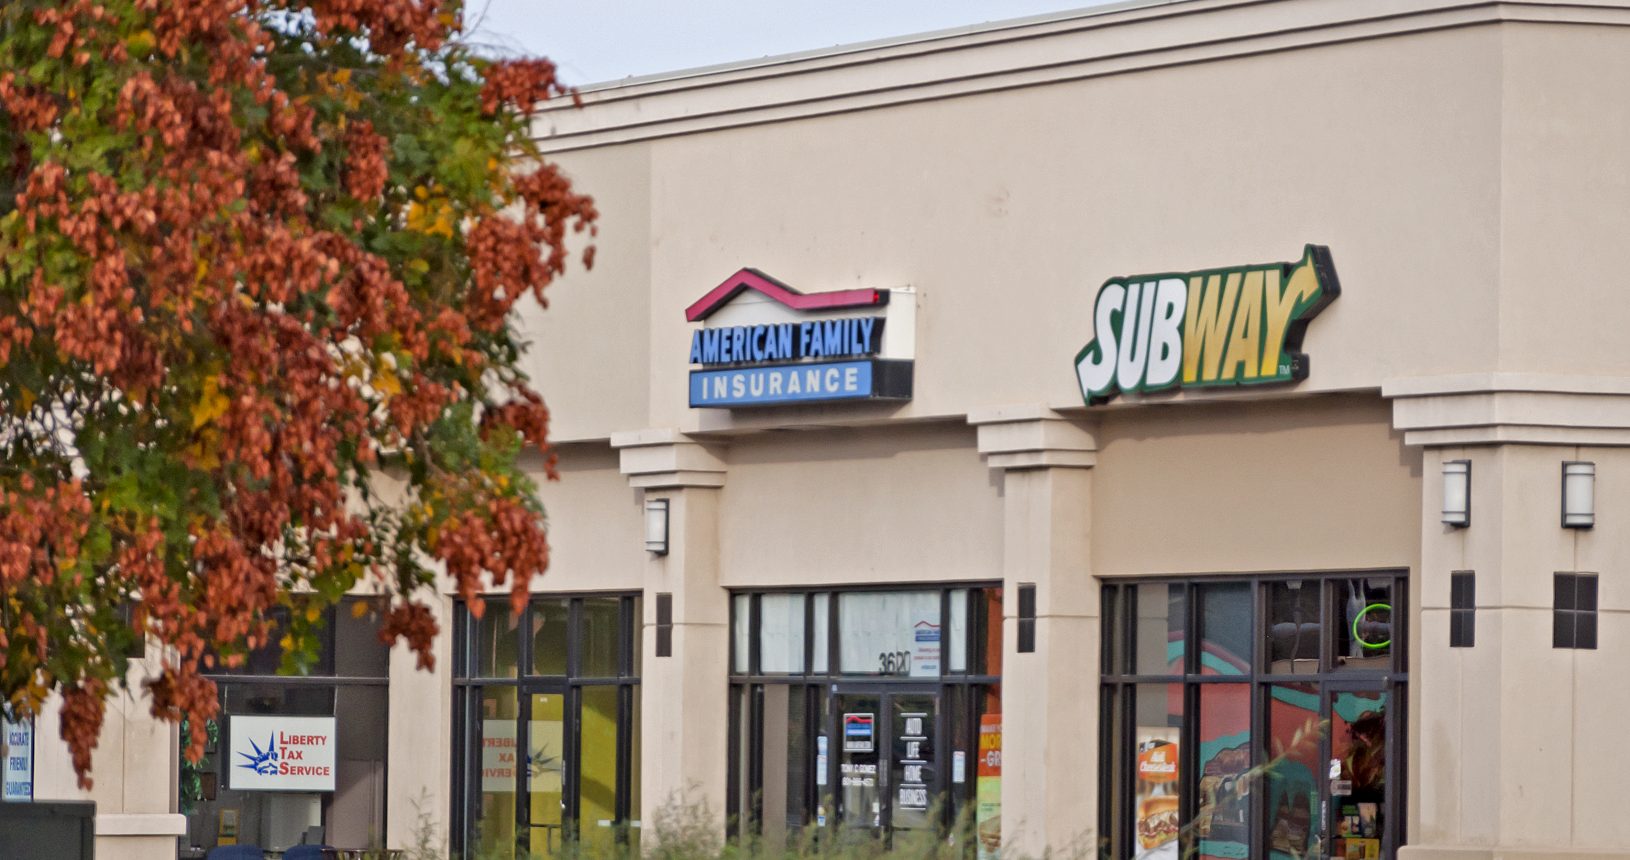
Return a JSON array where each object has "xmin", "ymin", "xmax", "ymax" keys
[
  {"xmin": 1563, "ymin": 461, "xmax": 1595, "ymax": 529},
  {"xmin": 1442, "ymin": 460, "xmax": 1471, "ymax": 528},
  {"xmin": 644, "ymin": 498, "xmax": 669, "ymax": 555}
]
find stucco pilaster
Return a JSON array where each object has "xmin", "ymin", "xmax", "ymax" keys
[
  {"xmin": 611, "ymin": 430, "xmax": 730, "ymax": 837},
  {"xmin": 968, "ymin": 406, "xmax": 1097, "ymax": 858},
  {"xmin": 1389, "ymin": 376, "xmax": 1630, "ymax": 857}
]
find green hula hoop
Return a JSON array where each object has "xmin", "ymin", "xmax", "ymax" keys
[{"xmin": 1353, "ymin": 603, "xmax": 1392, "ymax": 649}]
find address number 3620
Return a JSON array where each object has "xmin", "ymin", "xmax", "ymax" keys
[{"xmin": 878, "ymin": 651, "xmax": 911, "ymax": 675}]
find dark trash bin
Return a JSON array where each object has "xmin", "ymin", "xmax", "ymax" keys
[{"xmin": 0, "ymin": 800, "xmax": 96, "ymax": 860}]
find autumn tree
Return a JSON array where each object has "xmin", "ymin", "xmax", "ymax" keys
[{"xmin": 0, "ymin": 0, "xmax": 593, "ymax": 784}]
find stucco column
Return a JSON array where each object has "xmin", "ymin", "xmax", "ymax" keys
[
  {"xmin": 1389, "ymin": 375, "xmax": 1630, "ymax": 860},
  {"xmin": 27, "ymin": 659, "xmax": 187, "ymax": 860},
  {"xmin": 968, "ymin": 406, "xmax": 1097, "ymax": 858},
  {"xmin": 611, "ymin": 429, "xmax": 730, "ymax": 840}
]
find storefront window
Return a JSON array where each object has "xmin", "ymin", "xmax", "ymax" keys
[
  {"xmin": 759, "ymin": 593, "xmax": 806, "ymax": 674},
  {"xmin": 1267, "ymin": 582, "xmax": 1321, "ymax": 674},
  {"xmin": 1198, "ymin": 583, "xmax": 1252, "ymax": 676},
  {"xmin": 476, "ymin": 602, "xmax": 523, "ymax": 679},
  {"xmin": 1335, "ymin": 579, "xmax": 1394, "ymax": 671},
  {"xmin": 1265, "ymin": 683, "xmax": 1320, "ymax": 860},
  {"xmin": 947, "ymin": 589, "xmax": 968, "ymax": 673},
  {"xmin": 1133, "ymin": 583, "xmax": 1185, "ymax": 676},
  {"xmin": 183, "ymin": 597, "xmax": 390, "ymax": 856},
  {"xmin": 580, "ymin": 597, "xmax": 624, "ymax": 678},
  {"xmin": 837, "ymin": 590, "xmax": 941, "ymax": 677},
  {"xmin": 728, "ymin": 585, "xmax": 1001, "ymax": 845},
  {"xmin": 811, "ymin": 593, "xmax": 831, "ymax": 674},
  {"xmin": 531, "ymin": 598, "xmax": 570, "ymax": 677},
  {"xmin": 1195, "ymin": 684, "xmax": 1251, "ymax": 859},
  {"xmin": 1101, "ymin": 573, "xmax": 1406, "ymax": 860},
  {"xmin": 452, "ymin": 594, "xmax": 641, "ymax": 860},
  {"xmin": 577, "ymin": 686, "xmax": 621, "ymax": 851},
  {"xmin": 732, "ymin": 594, "xmax": 752, "ymax": 674}
]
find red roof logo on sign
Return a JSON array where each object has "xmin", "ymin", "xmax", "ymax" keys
[{"xmin": 685, "ymin": 268, "xmax": 888, "ymax": 322}]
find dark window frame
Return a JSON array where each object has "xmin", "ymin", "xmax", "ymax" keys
[
  {"xmin": 1553, "ymin": 572, "xmax": 1598, "ymax": 650},
  {"xmin": 1099, "ymin": 570, "xmax": 1409, "ymax": 860},
  {"xmin": 1450, "ymin": 571, "xmax": 1475, "ymax": 649},
  {"xmin": 450, "ymin": 591, "xmax": 643, "ymax": 859},
  {"xmin": 196, "ymin": 595, "xmax": 393, "ymax": 850},
  {"xmin": 726, "ymin": 582, "xmax": 1002, "ymax": 842}
]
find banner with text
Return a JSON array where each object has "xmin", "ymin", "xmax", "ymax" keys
[{"xmin": 2, "ymin": 717, "xmax": 32, "ymax": 802}]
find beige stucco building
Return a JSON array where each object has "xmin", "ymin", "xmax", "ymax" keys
[{"xmin": 10, "ymin": 1, "xmax": 1630, "ymax": 858}]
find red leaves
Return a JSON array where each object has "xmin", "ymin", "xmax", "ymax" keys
[
  {"xmin": 0, "ymin": 73, "xmax": 59, "ymax": 132},
  {"xmin": 58, "ymin": 680, "xmax": 108, "ymax": 787},
  {"xmin": 342, "ymin": 120, "xmax": 389, "ymax": 202},
  {"xmin": 464, "ymin": 164, "xmax": 597, "ymax": 332},
  {"xmin": 480, "ymin": 59, "xmax": 572, "ymax": 116},
  {"xmin": 0, "ymin": 479, "xmax": 92, "ymax": 591},
  {"xmin": 378, "ymin": 602, "xmax": 435, "ymax": 670},
  {"xmin": 430, "ymin": 493, "xmax": 552, "ymax": 618},
  {"xmin": 481, "ymin": 390, "xmax": 554, "ymax": 468},
  {"xmin": 305, "ymin": 0, "xmax": 451, "ymax": 56},
  {"xmin": 0, "ymin": 0, "xmax": 596, "ymax": 790}
]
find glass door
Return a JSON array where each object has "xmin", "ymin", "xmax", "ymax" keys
[
  {"xmin": 523, "ymin": 687, "xmax": 570, "ymax": 859},
  {"xmin": 888, "ymin": 692, "xmax": 938, "ymax": 833},
  {"xmin": 836, "ymin": 690, "xmax": 882, "ymax": 831},
  {"xmin": 1324, "ymin": 684, "xmax": 1391, "ymax": 860},
  {"xmin": 831, "ymin": 686, "xmax": 941, "ymax": 839}
]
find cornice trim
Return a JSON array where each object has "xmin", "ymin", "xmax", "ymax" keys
[
  {"xmin": 610, "ymin": 428, "xmax": 728, "ymax": 489},
  {"xmin": 968, "ymin": 405, "xmax": 1097, "ymax": 471},
  {"xmin": 1386, "ymin": 375, "xmax": 1630, "ymax": 446},
  {"xmin": 532, "ymin": 0, "xmax": 1630, "ymax": 152}
]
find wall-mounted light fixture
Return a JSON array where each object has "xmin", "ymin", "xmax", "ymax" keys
[
  {"xmin": 644, "ymin": 497, "xmax": 670, "ymax": 555},
  {"xmin": 1563, "ymin": 461, "xmax": 1595, "ymax": 529},
  {"xmin": 1442, "ymin": 460, "xmax": 1471, "ymax": 528}
]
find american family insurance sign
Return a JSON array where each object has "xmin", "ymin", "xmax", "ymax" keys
[
  {"xmin": 229, "ymin": 714, "xmax": 337, "ymax": 792},
  {"xmin": 685, "ymin": 268, "xmax": 914, "ymax": 408},
  {"xmin": 1075, "ymin": 245, "xmax": 1339, "ymax": 404}
]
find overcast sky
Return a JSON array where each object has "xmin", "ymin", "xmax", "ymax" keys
[{"xmin": 465, "ymin": 1, "xmax": 1125, "ymax": 86}]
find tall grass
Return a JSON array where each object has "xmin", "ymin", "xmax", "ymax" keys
[{"xmin": 393, "ymin": 719, "xmax": 1324, "ymax": 860}]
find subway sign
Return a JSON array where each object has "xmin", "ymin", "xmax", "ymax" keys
[
  {"xmin": 1074, "ymin": 245, "xmax": 1339, "ymax": 404},
  {"xmin": 685, "ymin": 268, "xmax": 914, "ymax": 409}
]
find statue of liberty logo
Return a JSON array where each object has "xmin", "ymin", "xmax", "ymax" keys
[{"xmin": 237, "ymin": 734, "xmax": 279, "ymax": 776}]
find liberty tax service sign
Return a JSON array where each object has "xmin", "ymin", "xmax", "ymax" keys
[{"xmin": 229, "ymin": 715, "xmax": 337, "ymax": 791}]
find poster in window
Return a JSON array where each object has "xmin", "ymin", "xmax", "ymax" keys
[
  {"xmin": 481, "ymin": 719, "xmax": 564, "ymax": 793},
  {"xmin": 843, "ymin": 713, "xmax": 875, "ymax": 753},
  {"xmin": 1134, "ymin": 738, "xmax": 1179, "ymax": 860},
  {"xmin": 2, "ymin": 716, "xmax": 32, "ymax": 802},
  {"xmin": 976, "ymin": 716, "xmax": 1001, "ymax": 860}
]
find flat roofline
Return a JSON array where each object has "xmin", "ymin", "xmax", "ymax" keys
[
  {"xmin": 536, "ymin": 0, "xmax": 1630, "ymax": 151},
  {"xmin": 572, "ymin": 0, "xmax": 1196, "ymax": 91}
]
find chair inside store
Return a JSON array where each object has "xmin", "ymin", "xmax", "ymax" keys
[
  {"xmin": 204, "ymin": 847, "xmax": 263, "ymax": 860},
  {"xmin": 282, "ymin": 845, "xmax": 332, "ymax": 860}
]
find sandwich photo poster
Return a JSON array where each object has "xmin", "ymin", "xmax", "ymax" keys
[
  {"xmin": 1134, "ymin": 683, "xmax": 1183, "ymax": 860},
  {"xmin": 1134, "ymin": 733, "xmax": 1179, "ymax": 860}
]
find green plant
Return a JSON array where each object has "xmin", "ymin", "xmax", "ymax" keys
[{"xmin": 176, "ymin": 717, "xmax": 218, "ymax": 815}]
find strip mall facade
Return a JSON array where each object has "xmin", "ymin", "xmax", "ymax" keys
[{"xmin": 12, "ymin": 1, "xmax": 1630, "ymax": 858}]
